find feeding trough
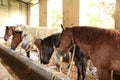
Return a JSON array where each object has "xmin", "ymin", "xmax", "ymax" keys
[{"xmin": 0, "ymin": 45, "xmax": 70, "ymax": 80}]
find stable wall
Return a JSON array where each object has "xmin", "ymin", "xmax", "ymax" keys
[
  {"xmin": 0, "ymin": 0, "xmax": 27, "ymax": 27},
  {"xmin": 27, "ymin": 26, "xmax": 61, "ymax": 39}
]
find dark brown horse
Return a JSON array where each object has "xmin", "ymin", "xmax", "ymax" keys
[
  {"xmin": 4, "ymin": 26, "xmax": 30, "ymax": 57},
  {"xmin": 58, "ymin": 25, "xmax": 120, "ymax": 80}
]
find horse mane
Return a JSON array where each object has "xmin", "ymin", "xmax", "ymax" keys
[
  {"xmin": 42, "ymin": 33, "xmax": 61, "ymax": 47},
  {"xmin": 71, "ymin": 26, "xmax": 120, "ymax": 45}
]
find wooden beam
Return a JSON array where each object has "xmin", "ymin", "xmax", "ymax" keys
[{"xmin": 115, "ymin": 0, "xmax": 120, "ymax": 29}]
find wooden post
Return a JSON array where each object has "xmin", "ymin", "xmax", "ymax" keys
[
  {"xmin": 63, "ymin": 0, "xmax": 79, "ymax": 27},
  {"xmin": 39, "ymin": 0, "xmax": 47, "ymax": 27},
  {"xmin": 115, "ymin": 0, "xmax": 120, "ymax": 29},
  {"xmin": 27, "ymin": 4, "xmax": 31, "ymax": 25}
]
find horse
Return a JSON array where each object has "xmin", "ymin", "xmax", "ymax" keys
[
  {"xmin": 58, "ymin": 25, "xmax": 120, "ymax": 80},
  {"xmin": 4, "ymin": 25, "xmax": 30, "ymax": 57},
  {"xmin": 4, "ymin": 26, "xmax": 22, "ymax": 50},
  {"xmin": 21, "ymin": 34, "xmax": 42, "ymax": 61},
  {"xmin": 40, "ymin": 33, "xmax": 60, "ymax": 64},
  {"xmin": 40, "ymin": 32, "xmax": 89, "ymax": 80}
]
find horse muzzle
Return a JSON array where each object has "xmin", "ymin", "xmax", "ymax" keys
[
  {"xmin": 11, "ymin": 47, "xmax": 16, "ymax": 50},
  {"xmin": 41, "ymin": 59, "xmax": 49, "ymax": 64},
  {"xmin": 4, "ymin": 37, "xmax": 8, "ymax": 41}
]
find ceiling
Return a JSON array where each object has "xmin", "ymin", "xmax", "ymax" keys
[{"xmin": 18, "ymin": 0, "xmax": 38, "ymax": 4}]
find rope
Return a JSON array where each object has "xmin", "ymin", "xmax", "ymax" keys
[
  {"xmin": 51, "ymin": 46, "xmax": 63, "ymax": 72},
  {"xmin": 111, "ymin": 70, "xmax": 113, "ymax": 80},
  {"xmin": 35, "ymin": 27, "xmax": 39, "ymax": 38},
  {"xmin": 51, "ymin": 72, "xmax": 63, "ymax": 80},
  {"xmin": 67, "ymin": 44, "xmax": 76, "ymax": 76},
  {"xmin": 19, "ymin": 43, "xmax": 34, "ymax": 53}
]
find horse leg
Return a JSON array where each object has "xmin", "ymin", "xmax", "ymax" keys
[
  {"xmin": 74, "ymin": 58, "xmax": 82, "ymax": 80},
  {"xmin": 113, "ymin": 71, "xmax": 120, "ymax": 80},
  {"xmin": 25, "ymin": 45, "xmax": 31, "ymax": 58},
  {"xmin": 97, "ymin": 68, "xmax": 111, "ymax": 80},
  {"xmin": 26, "ymin": 51, "xmax": 30, "ymax": 58},
  {"xmin": 110, "ymin": 70, "xmax": 114, "ymax": 80},
  {"xmin": 77, "ymin": 65, "xmax": 82, "ymax": 80},
  {"xmin": 56, "ymin": 63, "xmax": 61, "ymax": 72},
  {"xmin": 37, "ymin": 49, "xmax": 41, "ymax": 63},
  {"xmin": 81, "ymin": 59, "xmax": 87, "ymax": 80}
]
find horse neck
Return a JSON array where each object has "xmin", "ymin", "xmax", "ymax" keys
[
  {"xmin": 13, "ymin": 32, "xmax": 22, "ymax": 42},
  {"xmin": 34, "ymin": 39, "xmax": 41, "ymax": 50},
  {"xmin": 11, "ymin": 27, "xmax": 16, "ymax": 34},
  {"xmin": 11, "ymin": 32, "xmax": 22, "ymax": 49},
  {"xmin": 43, "ymin": 36, "xmax": 57, "ymax": 48},
  {"xmin": 53, "ymin": 35, "xmax": 60, "ymax": 48},
  {"xmin": 72, "ymin": 30, "xmax": 92, "ymax": 56},
  {"xmin": 53, "ymin": 40, "xmax": 59, "ymax": 48}
]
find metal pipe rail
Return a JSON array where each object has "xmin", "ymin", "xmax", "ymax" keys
[{"xmin": 0, "ymin": 45, "xmax": 70, "ymax": 80}]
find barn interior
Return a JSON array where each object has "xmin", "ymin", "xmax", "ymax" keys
[{"xmin": 0, "ymin": 0, "xmax": 120, "ymax": 80}]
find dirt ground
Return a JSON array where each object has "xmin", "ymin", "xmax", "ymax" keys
[{"xmin": 47, "ymin": 61, "xmax": 98, "ymax": 80}]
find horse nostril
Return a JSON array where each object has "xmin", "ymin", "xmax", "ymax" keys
[
  {"xmin": 4, "ymin": 38, "xmax": 7, "ymax": 41},
  {"xmin": 41, "ymin": 60, "xmax": 49, "ymax": 64},
  {"xmin": 11, "ymin": 47, "xmax": 16, "ymax": 50}
]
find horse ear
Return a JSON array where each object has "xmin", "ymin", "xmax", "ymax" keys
[
  {"xmin": 61, "ymin": 24, "xmax": 66, "ymax": 30},
  {"xmin": 6, "ymin": 26, "xmax": 8, "ymax": 28}
]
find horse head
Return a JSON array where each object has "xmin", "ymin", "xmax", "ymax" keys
[
  {"xmin": 40, "ymin": 33, "xmax": 61, "ymax": 64},
  {"xmin": 4, "ymin": 26, "xmax": 16, "ymax": 41},
  {"xmin": 58, "ymin": 25, "xmax": 74, "ymax": 56},
  {"xmin": 11, "ymin": 30, "xmax": 23, "ymax": 50},
  {"xmin": 40, "ymin": 40, "xmax": 54, "ymax": 64},
  {"xmin": 4, "ymin": 25, "xmax": 27, "ymax": 50},
  {"xmin": 34, "ymin": 38, "xmax": 42, "ymax": 52}
]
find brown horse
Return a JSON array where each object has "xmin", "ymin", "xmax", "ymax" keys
[
  {"xmin": 58, "ymin": 25, "xmax": 120, "ymax": 80},
  {"xmin": 34, "ymin": 38, "xmax": 42, "ymax": 62},
  {"xmin": 4, "ymin": 26, "xmax": 23, "ymax": 50},
  {"xmin": 34, "ymin": 38, "xmax": 42, "ymax": 53},
  {"xmin": 21, "ymin": 34, "xmax": 43, "ymax": 59},
  {"xmin": 4, "ymin": 26, "xmax": 31, "ymax": 57},
  {"xmin": 22, "ymin": 36, "xmax": 42, "ymax": 61}
]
